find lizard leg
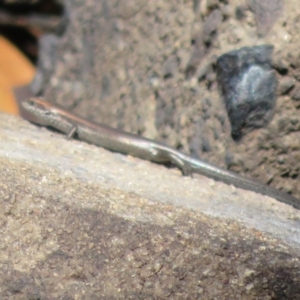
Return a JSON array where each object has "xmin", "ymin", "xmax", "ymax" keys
[
  {"xmin": 168, "ymin": 153, "xmax": 193, "ymax": 177},
  {"xmin": 66, "ymin": 126, "xmax": 78, "ymax": 140}
]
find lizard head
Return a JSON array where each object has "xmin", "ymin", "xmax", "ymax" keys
[{"xmin": 21, "ymin": 97, "xmax": 57, "ymax": 126}]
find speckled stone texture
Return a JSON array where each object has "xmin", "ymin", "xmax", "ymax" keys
[
  {"xmin": 31, "ymin": 0, "xmax": 300, "ymax": 203},
  {"xmin": 1, "ymin": 112, "xmax": 300, "ymax": 299}
]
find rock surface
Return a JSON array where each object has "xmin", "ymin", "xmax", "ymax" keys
[
  {"xmin": 29, "ymin": 0, "xmax": 300, "ymax": 202},
  {"xmin": 1, "ymin": 113, "xmax": 300, "ymax": 298}
]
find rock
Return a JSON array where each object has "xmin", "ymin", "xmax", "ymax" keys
[
  {"xmin": 216, "ymin": 45, "xmax": 277, "ymax": 140},
  {"xmin": 1, "ymin": 112, "xmax": 300, "ymax": 299}
]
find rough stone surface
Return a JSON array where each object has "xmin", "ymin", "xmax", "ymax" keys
[
  {"xmin": 1, "ymin": 113, "xmax": 300, "ymax": 299},
  {"xmin": 28, "ymin": 0, "xmax": 300, "ymax": 203},
  {"xmin": 247, "ymin": 0, "xmax": 284, "ymax": 37}
]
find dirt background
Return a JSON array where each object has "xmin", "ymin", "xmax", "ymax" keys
[{"xmin": 35, "ymin": 0, "xmax": 300, "ymax": 198}]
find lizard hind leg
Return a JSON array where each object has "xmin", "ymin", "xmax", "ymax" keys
[{"xmin": 168, "ymin": 153, "xmax": 193, "ymax": 177}]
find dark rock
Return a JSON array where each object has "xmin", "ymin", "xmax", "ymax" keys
[{"xmin": 216, "ymin": 45, "xmax": 277, "ymax": 140}]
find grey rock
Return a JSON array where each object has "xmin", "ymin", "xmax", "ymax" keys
[{"xmin": 216, "ymin": 45, "xmax": 277, "ymax": 140}]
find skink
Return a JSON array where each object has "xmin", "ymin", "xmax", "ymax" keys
[{"xmin": 21, "ymin": 97, "xmax": 300, "ymax": 210}]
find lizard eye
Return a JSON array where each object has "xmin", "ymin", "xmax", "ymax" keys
[{"xmin": 27, "ymin": 99, "xmax": 37, "ymax": 107}]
